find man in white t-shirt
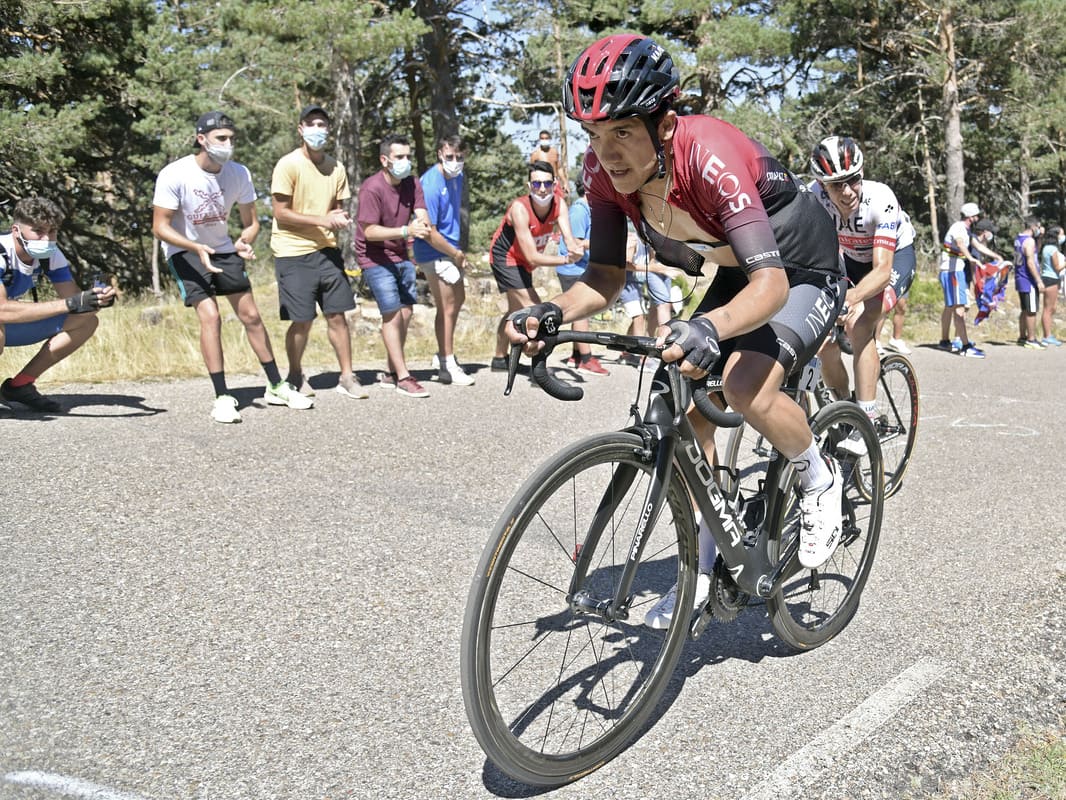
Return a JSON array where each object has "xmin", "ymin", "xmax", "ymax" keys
[{"xmin": 153, "ymin": 111, "xmax": 312, "ymax": 423}]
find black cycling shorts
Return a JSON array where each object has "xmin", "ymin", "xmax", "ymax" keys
[{"xmin": 694, "ymin": 267, "xmax": 846, "ymax": 377}]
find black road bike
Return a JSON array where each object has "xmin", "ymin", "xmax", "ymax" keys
[{"xmin": 461, "ymin": 331, "xmax": 884, "ymax": 786}]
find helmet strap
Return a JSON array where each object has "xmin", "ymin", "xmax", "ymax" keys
[{"xmin": 640, "ymin": 116, "xmax": 667, "ymax": 184}]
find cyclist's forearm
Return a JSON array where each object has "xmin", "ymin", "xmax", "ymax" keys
[{"xmin": 554, "ymin": 262, "xmax": 622, "ymax": 322}]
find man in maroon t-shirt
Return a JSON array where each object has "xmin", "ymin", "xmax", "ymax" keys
[{"xmin": 354, "ymin": 134, "xmax": 432, "ymax": 398}]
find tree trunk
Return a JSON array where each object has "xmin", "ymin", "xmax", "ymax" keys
[
  {"xmin": 918, "ymin": 88, "xmax": 941, "ymax": 252},
  {"xmin": 1018, "ymin": 133, "xmax": 1031, "ymax": 217},
  {"xmin": 333, "ymin": 58, "xmax": 361, "ymax": 266},
  {"xmin": 939, "ymin": 4, "xmax": 965, "ymax": 220},
  {"xmin": 417, "ymin": 0, "xmax": 458, "ymax": 145}
]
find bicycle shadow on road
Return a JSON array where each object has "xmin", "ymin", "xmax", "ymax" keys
[
  {"xmin": 0, "ymin": 392, "xmax": 166, "ymax": 419},
  {"xmin": 477, "ymin": 561, "xmax": 799, "ymax": 797}
]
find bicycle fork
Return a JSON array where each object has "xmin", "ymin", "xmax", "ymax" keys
[{"xmin": 566, "ymin": 430, "xmax": 679, "ymax": 624}]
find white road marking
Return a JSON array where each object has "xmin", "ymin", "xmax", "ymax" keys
[
  {"xmin": 741, "ymin": 659, "xmax": 945, "ymax": 800},
  {"xmin": 2, "ymin": 771, "xmax": 149, "ymax": 800},
  {"xmin": 950, "ymin": 417, "xmax": 1038, "ymax": 437}
]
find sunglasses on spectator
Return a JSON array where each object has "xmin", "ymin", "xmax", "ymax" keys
[
  {"xmin": 826, "ymin": 175, "xmax": 862, "ymax": 190},
  {"xmin": 529, "ymin": 180, "xmax": 555, "ymax": 190},
  {"xmin": 441, "ymin": 154, "xmax": 465, "ymax": 162}
]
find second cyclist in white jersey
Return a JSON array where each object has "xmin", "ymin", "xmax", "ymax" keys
[{"xmin": 808, "ymin": 136, "xmax": 917, "ymax": 450}]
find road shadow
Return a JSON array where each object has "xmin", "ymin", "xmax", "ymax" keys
[
  {"xmin": 0, "ymin": 392, "xmax": 166, "ymax": 419},
  {"xmin": 476, "ymin": 559, "xmax": 801, "ymax": 796}
]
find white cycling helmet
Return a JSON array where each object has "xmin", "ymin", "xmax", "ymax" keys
[
  {"xmin": 810, "ymin": 136, "xmax": 864, "ymax": 182},
  {"xmin": 960, "ymin": 202, "xmax": 981, "ymax": 218}
]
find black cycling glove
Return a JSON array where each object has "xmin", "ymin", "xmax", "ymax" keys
[
  {"xmin": 664, "ymin": 316, "xmax": 721, "ymax": 372},
  {"xmin": 509, "ymin": 302, "xmax": 564, "ymax": 340},
  {"xmin": 65, "ymin": 290, "xmax": 102, "ymax": 314}
]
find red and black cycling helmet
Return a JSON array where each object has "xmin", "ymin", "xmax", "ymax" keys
[
  {"xmin": 809, "ymin": 136, "xmax": 865, "ymax": 182},
  {"xmin": 563, "ymin": 34, "xmax": 680, "ymax": 122}
]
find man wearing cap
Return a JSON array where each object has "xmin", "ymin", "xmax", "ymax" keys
[
  {"xmin": 270, "ymin": 104, "xmax": 366, "ymax": 400},
  {"xmin": 153, "ymin": 111, "xmax": 312, "ymax": 423},
  {"xmin": 938, "ymin": 201, "xmax": 986, "ymax": 357}
]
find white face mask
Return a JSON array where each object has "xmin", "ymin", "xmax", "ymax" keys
[
  {"xmin": 441, "ymin": 158, "xmax": 464, "ymax": 178},
  {"xmin": 388, "ymin": 156, "xmax": 412, "ymax": 180},
  {"xmin": 1058, "ymin": 235, "xmax": 1065, "ymax": 246},
  {"xmin": 530, "ymin": 193, "xmax": 553, "ymax": 209},
  {"xmin": 539, "ymin": 141, "xmax": 550, "ymax": 151},
  {"xmin": 204, "ymin": 143, "xmax": 233, "ymax": 164},
  {"xmin": 302, "ymin": 128, "xmax": 328, "ymax": 151}
]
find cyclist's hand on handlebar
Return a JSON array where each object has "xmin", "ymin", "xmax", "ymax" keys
[
  {"xmin": 659, "ymin": 316, "xmax": 720, "ymax": 376},
  {"xmin": 507, "ymin": 302, "xmax": 564, "ymax": 352}
]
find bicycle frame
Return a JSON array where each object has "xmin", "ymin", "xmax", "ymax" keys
[{"xmin": 565, "ymin": 358, "xmax": 796, "ymax": 627}]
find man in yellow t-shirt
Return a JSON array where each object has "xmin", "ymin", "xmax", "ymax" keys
[{"xmin": 270, "ymin": 104, "xmax": 367, "ymax": 399}]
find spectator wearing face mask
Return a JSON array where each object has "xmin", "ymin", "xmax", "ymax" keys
[
  {"xmin": 354, "ymin": 134, "xmax": 433, "ymax": 398},
  {"xmin": 413, "ymin": 135, "xmax": 474, "ymax": 386},
  {"xmin": 154, "ymin": 110, "xmax": 312, "ymax": 423},
  {"xmin": 529, "ymin": 130, "xmax": 565, "ymax": 188},
  {"xmin": 1013, "ymin": 216, "xmax": 1046, "ymax": 349},
  {"xmin": 0, "ymin": 197, "xmax": 116, "ymax": 413},
  {"xmin": 270, "ymin": 104, "xmax": 365, "ymax": 400}
]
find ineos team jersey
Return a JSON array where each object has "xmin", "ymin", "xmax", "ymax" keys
[
  {"xmin": 808, "ymin": 178, "xmax": 915, "ymax": 263},
  {"xmin": 584, "ymin": 115, "xmax": 840, "ymax": 282}
]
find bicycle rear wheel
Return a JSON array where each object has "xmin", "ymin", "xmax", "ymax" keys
[
  {"xmin": 856, "ymin": 353, "xmax": 919, "ymax": 500},
  {"xmin": 461, "ymin": 431, "xmax": 696, "ymax": 786},
  {"xmin": 765, "ymin": 402, "xmax": 883, "ymax": 650}
]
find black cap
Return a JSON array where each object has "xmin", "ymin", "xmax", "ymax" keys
[
  {"xmin": 195, "ymin": 110, "xmax": 236, "ymax": 135},
  {"xmin": 299, "ymin": 104, "xmax": 330, "ymax": 124},
  {"xmin": 975, "ymin": 218, "xmax": 998, "ymax": 233}
]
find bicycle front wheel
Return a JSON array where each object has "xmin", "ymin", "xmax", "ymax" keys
[
  {"xmin": 856, "ymin": 353, "xmax": 919, "ymax": 500},
  {"xmin": 765, "ymin": 402, "xmax": 884, "ymax": 650},
  {"xmin": 461, "ymin": 431, "xmax": 696, "ymax": 786}
]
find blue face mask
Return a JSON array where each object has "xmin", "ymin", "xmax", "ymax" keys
[
  {"xmin": 301, "ymin": 128, "xmax": 328, "ymax": 151},
  {"xmin": 388, "ymin": 156, "xmax": 412, "ymax": 180},
  {"xmin": 18, "ymin": 230, "xmax": 57, "ymax": 260}
]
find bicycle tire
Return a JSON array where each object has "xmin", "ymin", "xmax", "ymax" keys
[
  {"xmin": 855, "ymin": 353, "xmax": 919, "ymax": 500},
  {"xmin": 765, "ymin": 401, "xmax": 884, "ymax": 650},
  {"xmin": 461, "ymin": 431, "xmax": 697, "ymax": 786}
]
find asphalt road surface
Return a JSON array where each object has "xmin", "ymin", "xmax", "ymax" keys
[{"xmin": 1, "ymin": 339, "xmax": 1063, "ymax": 800}]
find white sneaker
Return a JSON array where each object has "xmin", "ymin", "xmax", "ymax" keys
[
  {"xmin": 439, "ymin": 360, "xmax": 475, "ymax": 386},
  {"xmin": 211, "ymin": 394, "xmax": 241, "ymax": 424},
  {"xmin": 335, "ymin": 375, "xmax": 369, "ymax": 399},
  {"xmin": 643, "ymin": 572, "xmax": 711, "ymax": 630},
  {"xmin": 798, "ymin": 457, "xmax": 843, "ymax": 569},
  {"xmin": 886, "ymin": 337, "xmax": 911, "ymax": 355},
  {"xmin": 836, "ymin": 427, "xmax": 868, "ymax": 457},
  {"xmin": 265, "ymin": 380, "xmax": 314, "ymax": 409}
]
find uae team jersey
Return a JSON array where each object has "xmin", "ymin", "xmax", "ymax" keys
[
  {"xmin": 808, "ymin": 178, "xmax": 915, "ymax": 262},
  {"xmin": 584, "ymin": 115, "xmax": 840, "ymax": 282}
]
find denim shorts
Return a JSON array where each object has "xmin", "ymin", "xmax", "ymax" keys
[{"xmin": 363, "ymin": 260, "xmax": 417, "ymax": 314}]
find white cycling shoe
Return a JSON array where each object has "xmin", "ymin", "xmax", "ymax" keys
[
  {"xmin": 644, "ymin": 572, "xmax": 712, "ymax": 630},
  {"xmin": 797, "ymin": 456, "xmax": 844, "ymax": 569}
]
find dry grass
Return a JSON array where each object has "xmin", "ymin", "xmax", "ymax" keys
[{"xmin": 934, "ymin": 727, "xmax": 1066, "ymax": 800}]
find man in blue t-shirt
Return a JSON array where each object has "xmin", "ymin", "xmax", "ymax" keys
[
  {"xmin": 0, "ymin": 197, "xmax": 116, "ymax": 412},
  {"xmin": 557, "ymin": 182, "xmax": 608, "ymax": 375},
  {"xmin": 413, "ymin": 135, "xmax": 473, "ymax": 385}
]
